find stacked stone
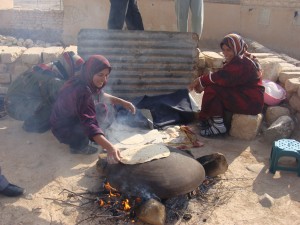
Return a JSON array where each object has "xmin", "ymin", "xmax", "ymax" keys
[{"xmin": 0, "ymin": 34, "xmax": 62, "ymax": 48}]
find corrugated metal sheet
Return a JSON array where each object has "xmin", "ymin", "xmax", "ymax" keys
[{"xmin": 78, "ymin": 29, "xmax": 199, "ymax": 99}]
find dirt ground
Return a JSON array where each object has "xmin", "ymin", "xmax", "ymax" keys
[{"xmin": 1, "ymin": 111, "xmax": 300, "ymax": 225}]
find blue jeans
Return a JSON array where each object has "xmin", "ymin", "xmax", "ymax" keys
[{"xmin": 108, "ymin": 0, "xmax": 144, "ymax": 30}]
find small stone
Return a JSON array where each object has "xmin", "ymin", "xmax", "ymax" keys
[
  {"xmin": 246, "ymin": 164, "xmax": 264, "ymax": 173},
  {"xmin": 259, "ymin": 193, "xmax": 274, "ymax": 208},
  {"xmin": 25, "ymin": 193, "xmax": 33, "ymax": 200},
  {"xmin": 136, "ymin": 198, "xmax": 166, "ymax": 225},
  {"xmin": 63, "ymin": 207, "xmax": 76, "ymax": 216},
  {"xmin": 31, "ymin": 207, "xmax": 42, "ymax": 214}
]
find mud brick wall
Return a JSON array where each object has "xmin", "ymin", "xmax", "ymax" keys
[{"xmin": 0, "ymin": 9, "xmax": 63, "ymax": 42}]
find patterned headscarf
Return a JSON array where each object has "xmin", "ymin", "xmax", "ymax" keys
[
  {"xmin": 33, "ymin": 51, "xmax": 84, "ymax": 80},
  {"xmin": 80, "ymin": 55, "xmax": 112, "ymax": 94},
  {"xmin": 220, "ymin": 33, "xmax": 248, "ymax": 57},
  {"xmin": 57, "ymin": 51, "xmax": 84, "ymax": 79}
]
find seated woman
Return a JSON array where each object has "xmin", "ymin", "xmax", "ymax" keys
[
  {"xmin": 189, "ymin": 33, "xmax": 265, "ymax": 137},
  {"xmin": 5, "ymin": 51, "xmax": 84, "ymax": 133},
  {"xmin": 50, "ymin": 55, "xmax": 136, "ymax": 163}
]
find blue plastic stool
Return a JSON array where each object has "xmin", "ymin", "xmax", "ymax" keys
[{"xmin": 269, "ymin": 139, "xmax": 300, "ymax": 176}]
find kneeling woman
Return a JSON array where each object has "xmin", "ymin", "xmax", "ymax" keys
[
  {"xmin": 50, "ymin": 55, "xmax": 135, "ymax": 163},
  {"xmin": 189, "ymin": 33, "xmax": 265, "ymax": 137}
]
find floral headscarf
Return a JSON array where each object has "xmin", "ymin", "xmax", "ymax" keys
[{"xmin": 80, "ymin": 55, "xmax": 112, "ymax": 94}]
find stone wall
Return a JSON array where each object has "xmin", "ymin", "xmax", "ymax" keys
[
  {"xmin": 241, "ymin": 0, "xmax": 300, "ymax": 7},
  {"xmin": 0, "ymin": 9, "xmax": 63, "ymax": 42}
]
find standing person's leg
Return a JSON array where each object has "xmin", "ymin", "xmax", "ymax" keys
[
  {"xmin": 175, "ymin": 0, "xmax": 190, "ymax": 32},
  {"xmin": 125, "ymin": 0, "xmax": 144, "ymax": 30},
  {"xmin": 191, "ymin": 0, "xmax": 204, "ymax": 38},
  {"xmin": 108, "ymin": 0, "xmax": 129, "ymax": 29}
]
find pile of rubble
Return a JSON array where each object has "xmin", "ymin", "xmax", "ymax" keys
[{"xmin": 0, "ymin": 34, "xmax": 62, "ymax": 48}]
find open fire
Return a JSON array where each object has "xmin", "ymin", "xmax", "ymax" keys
[{"xmin": 95, "ymin": 180, "xmax": 143, "ymax": 222}]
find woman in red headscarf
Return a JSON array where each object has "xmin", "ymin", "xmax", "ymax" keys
[
  {"xmin": 189, "ymin": 33, "xmax": 264, "ymax": 137},
  {"xmin": 50, "ymin": 55, "xmax": 135, "ymax": 163}
]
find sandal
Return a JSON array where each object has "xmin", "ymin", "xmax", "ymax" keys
[{"xmin": 200, "ymin": 117, "xmax": 227, "ymax": 138}]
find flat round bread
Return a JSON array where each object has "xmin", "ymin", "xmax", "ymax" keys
[
  {"xmin": 120, "ymin": 144, "xmax": 170, "ymax": 165},
  {"xmin": 118, "ymin": 134, "xmax": 145, "ymax": 145}
]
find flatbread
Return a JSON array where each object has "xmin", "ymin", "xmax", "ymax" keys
[
  {"xmin": 120, "ymin": 144, "xmax": 170, "ymax": 165},
  {"xmin": 118, "ymin": 134, "xmax": 145, "ymax": 145}
]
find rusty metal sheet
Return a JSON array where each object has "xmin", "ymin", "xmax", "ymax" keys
[{"xmin": 78, "ymin": 29, "xmax": 199, "ymax": 99}]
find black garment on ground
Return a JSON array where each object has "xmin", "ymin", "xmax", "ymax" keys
[{"xmin": 116, "ymin": 89, "xmax": 199, "ymax": 129}]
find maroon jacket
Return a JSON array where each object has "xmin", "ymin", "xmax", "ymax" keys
[
  {"xmin": 50, "ymin": 55, "xmax": 111, "ymax": 144},
  {"xmin": 199, "ymin": 55, "xmax": 265, "ymax": 118}
]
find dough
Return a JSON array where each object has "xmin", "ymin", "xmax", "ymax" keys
[{"xmin": 120, "ymin": 144, "xmax": 170, "ymax": 164}]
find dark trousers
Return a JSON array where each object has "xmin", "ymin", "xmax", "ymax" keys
[
  {"xmin": 67, "ymin": 123, "xmax": 89, "ymax": 150},
  {"xmin": 108, "ymin": 0, "xmax": 144, "ymax": 30}
]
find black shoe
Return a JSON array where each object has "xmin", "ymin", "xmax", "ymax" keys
[{"xmin": 0, "ymin": 184, "xmax": 25, "ymax": 197}]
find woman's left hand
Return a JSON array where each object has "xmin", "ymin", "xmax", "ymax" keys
[{"xmin": 123, "ymin": 101, "xmax": 136, "ymax": 114}]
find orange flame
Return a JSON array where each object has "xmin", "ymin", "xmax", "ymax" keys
[
  {"xmin": 104, "ymin": 182, "xmax": 117, "ymax": 191},
  {"xmin": 122, "ymin": 199, "xmax": 131, "ymax": 211},
  {"xmin": 99, "ymin": 199, "xmax": 105, "ymax": 207}
]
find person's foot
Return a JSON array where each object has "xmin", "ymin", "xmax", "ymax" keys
[
  {"xmin": 0, "ymin": 184, "xmax": 25, "ymax": 197},
  {"xmin": 200, "ymin": 117, "xmax": 227, "ymax": 137},
  {"xmin": 70, "ymin": 145, "xmax": 98, "ymax": 155}
]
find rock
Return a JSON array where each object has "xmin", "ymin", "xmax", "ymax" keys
[
  {"xmin": 259, "ymin": 193, "xmax": 274, "ymax": 208},
  {"xmin": 258, "ymin": 57, "xmax": 283, "ymax": 81},
  {"xmin": 196, "ymin": 152, "xmax": 228, "ymax": 177},
  {"xmin": 264, "ymin": 115, "xmax": 295, "ymax": 143},
  {"xmin": 279, "ymin": 71, "xmax": 300, "ymax": 84},
  {"xmin": 63, "ymin": 207, "xmax": 76, "ymax": 216},
  {"xmin": 230, "ymin": 114, "xmax": 263, "ymax": 140},
  {"xmin": 285, "ymin": 77, "xmax": 300, "ymax": 93},
  {"xmin": 246, "ymin": 164, "xmax": 264, "ymax": 173},
  {"xmin": 21, "ymin": 47, "xmax": 44, "ymax": 65},
  {"xmin": 265, "ymin": 106, "xmax": 290, "ymax": 125},
  {"xmin": 136, "ymin": 198, "xmax": 166, "ymax": 225},
  {"xmin": 289, "ymin": 94, "xmax": 300, "ymax": 112},
  {"xmin": 202, "ymin": 51, "xmax": 224, "ymax": 69}
]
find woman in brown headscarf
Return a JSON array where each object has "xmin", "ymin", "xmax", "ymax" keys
[
  {"xmin": 51, "ymin": 55, "xmax": 135, "ymax": 163},
  {"xmin": 189, "ymin": 33, "xmax": 264, "ymax": 137}
]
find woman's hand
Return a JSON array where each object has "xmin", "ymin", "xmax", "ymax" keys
[
  {"xmin": 103, "ymin": 93, "xmax": 136, "ymax": 114},
  {"xmin": 93, "ymin": 134, "xmax": 121, "ymax": 164},
  {"xmin": 122, "ymin": 101, "xmax": 136, "ymax": 114},
  {"xmin": 106, "ymin": 146, "xmax": 121, "ymax": 164}
]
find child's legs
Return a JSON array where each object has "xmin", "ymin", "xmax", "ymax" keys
[{"xmin": 107, "ymin": 0, "xmax": 129, "ymax": 29}]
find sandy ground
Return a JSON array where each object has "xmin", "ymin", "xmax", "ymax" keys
[{"xmin": 0, "ymin": 113, "xmax": 300, "ymax": 225}]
